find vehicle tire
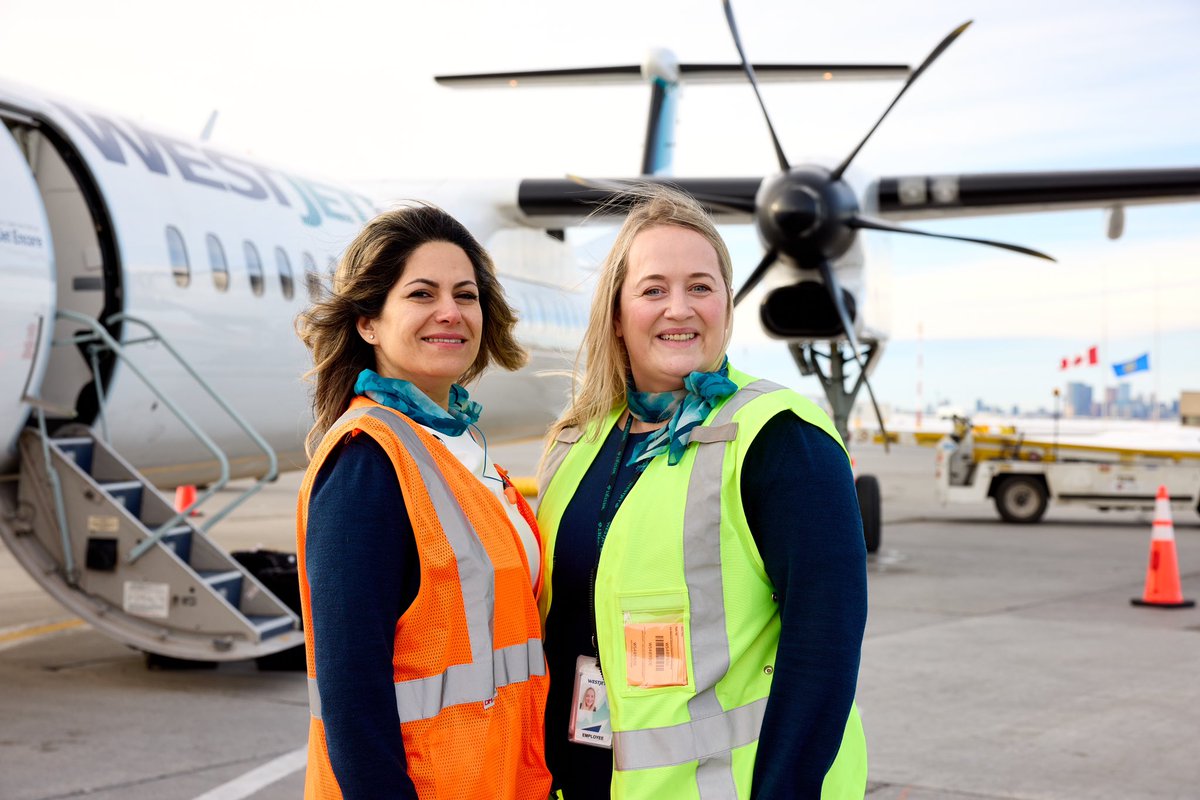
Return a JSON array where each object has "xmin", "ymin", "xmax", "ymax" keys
[
  {"xmin": 994, "ymin": 476, "xmax": 1048, "ymax": 523},
  {"xmin": 856, "ymin": 474, "xmax": 882, "ymax": 554}
]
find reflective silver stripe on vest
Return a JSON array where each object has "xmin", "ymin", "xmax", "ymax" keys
[
  {"xmin": 393, "ymin": 637, "xmax": 545, "ymax": 723},
  {"xmin": 309, "ymin": 676, "xmax": 322, "ymax": 720},
  {"xmin": 612, "ymin": 697, "xmax": 768, "ymax": 771},
  {"xmin": 308, "ymin": 407, "xmax": 543, "ymax": 724},
  {"xmin": 614, "ymin": 380, "xmax": 784, "ymax": 797}
]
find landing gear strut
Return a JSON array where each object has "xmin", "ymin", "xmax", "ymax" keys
[{"xmin": 788, "ymin": 340, "xmax": 884, "ymax": 553}]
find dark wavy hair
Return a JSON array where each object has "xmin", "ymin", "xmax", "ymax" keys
[{"xmin": 297, "ymin": 204, "xmax": 527, "ymax": 456}]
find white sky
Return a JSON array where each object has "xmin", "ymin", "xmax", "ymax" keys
[{"xmin": 1, "ymin": 0, "xmax": 1196, "ymax": 410}]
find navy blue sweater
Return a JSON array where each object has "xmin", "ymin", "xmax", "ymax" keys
[
  {"xmin": 542, "ymin": 411, "xmax": 867, "ymax": 799},
  {"xmin": 306, "ymin": 434, "xmax": 420, "ymax": 799}
]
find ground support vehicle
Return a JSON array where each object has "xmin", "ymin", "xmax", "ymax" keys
[{"xmin": 935, "ymin": 421, "xmax": 1200, "ymax": 523}]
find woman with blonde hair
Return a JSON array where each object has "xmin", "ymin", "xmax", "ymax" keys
[
  {"xmin": 537, "ymin": 188, "xmax": 868, "ymax": 798},
  {"xmin": 295, "ymin": 204, "xmax": 549, "ymax": 799}
]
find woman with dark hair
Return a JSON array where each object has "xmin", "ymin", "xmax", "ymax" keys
[{"xmin": 295, "ymin": 205, "xmax": 549, "ymax": 799}]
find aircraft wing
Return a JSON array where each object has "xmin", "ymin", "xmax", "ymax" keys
[
  {"xmin": 436, "ymin": 63, "xmax": 909, "ymax": 88},
  {"xmin": 512, "ymin": 168, "xmax": 1200, "ymax": 229},
  {"xmin": 872, "ymin": 167, "xmax": 1200, "ymax": 220},
  {"xmin": 514, "ymin": 178, "xmax": 760, "ymax": 229}
]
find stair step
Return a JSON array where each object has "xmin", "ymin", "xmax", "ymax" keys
[
  {"xmin": 159, "ymin": 526, "xmax": 193, "ymax": 563},
  {"xmin": 100, "ymin": 480, "xmax": 143, "ymax": 514},
  {"xmin": 198, "ymin": 570, "xmax": 243, "ymax": 607},
  {"xmin": 53, "ymin": 438, "xmax": 94, "ymax": 474},
  {"xmin": 247, "ymin": 615, "xmax": 298, "ymax": 640}
]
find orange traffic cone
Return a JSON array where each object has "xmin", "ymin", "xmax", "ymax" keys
[
  {"xmin": 1131, "ymin": 485, "xmax": 1194, "ymax": 608},
  {"xmin": 173, "ymin": 484, "xmax": 201, "ymax": 517}
]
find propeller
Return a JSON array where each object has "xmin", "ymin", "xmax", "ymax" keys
[{"xmin": 715, "ymin": 1, "xmax": 1056, "ymax": 451}]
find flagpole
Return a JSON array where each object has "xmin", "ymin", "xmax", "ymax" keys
[
  {"xmin": 1052, "ymin": 387, "xmax": 1061, "ymax": 462},
  {"xmin": 1153, "ymin": 260, "xmax": 1161, "ymax": 421},
  {"xmin": 916, "ymin": 321, "xmax": 924, "ymax": 431}
]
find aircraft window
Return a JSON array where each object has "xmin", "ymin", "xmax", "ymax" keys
[
  {"xmin": 275, "ymin": 247, "xmax": 295, "ymax": 300},
  {"xmin": 166, "ymin": 226, "xmax": 189, "ymax": 288},
  {"xmin": 303, "ymin": 252, "xmax": 320, "ymax": 301},
  {"xmin": 244, "ymin": 241, "xmax": 264, "ymax": 297},
  {"xmin": 206, "ymin": 234, "xmax": 229, "ymax": 292}
]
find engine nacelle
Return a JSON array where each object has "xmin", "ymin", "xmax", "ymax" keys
[{"xmin": 759, "ymin": 281, "xmax": 856, "ymax": 340}]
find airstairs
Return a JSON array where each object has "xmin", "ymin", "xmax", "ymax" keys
[{"xmin": 2, "ymin": 313, "xmax": 302, "ymax": 662}]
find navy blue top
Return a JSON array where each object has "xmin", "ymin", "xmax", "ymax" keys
[
  {"xmin": 306, "ymin": 433, "xmax": 420, "ymax": 799},
  {"xmin": 542, "ymin": 411, "xmax": 867, "ymax": 799}
]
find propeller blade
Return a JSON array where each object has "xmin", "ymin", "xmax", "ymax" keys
[
  {"xmin": 733, "ymin": 247, "xmax": 778, "ymax": 307},
  {"xmin": 815, "ymin": 259, "xmax": 860, "ymax": 354},
  {"xmin": 848, "ymin": 213, "xmax": 1056, "ymax": 261},
  {"xmin": 830, "ymin": 20, "xmax": 973, "ymax": 181},
  {"xmin": 815, "ymin": 259, "xmax": 890, "ymax": 451},
  {"xmin": 722, "ymin": 0, "xmax": 790, "ymax": 171},
  {"xmin": 564, "ymin": 174, "xmax": 757, "ymax": 215}
]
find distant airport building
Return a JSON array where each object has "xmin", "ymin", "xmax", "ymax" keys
[
  {"xmin": 1104, "ymin": 386, "xmax": 1118, "ymax": 417},
  {"xmin": 1117, "ymin": 382, "xmax": 1133, "ymax": 417},
  {"xmin": 1066, "ymin": 382, "xmax": 1093, "ymax": 418}
]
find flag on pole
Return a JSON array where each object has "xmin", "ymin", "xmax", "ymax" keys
[
  {"xmin": 1060, "ymin": 345, "xmax": 1098, "ymax": 370},
  {"xmin": 1112, "ymin": 353, "xmax": 1150, "ymax": 377}
]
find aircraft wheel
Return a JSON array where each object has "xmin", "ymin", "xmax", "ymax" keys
[
  {"xmin": 855, "ymin": 474, "xmax": 882, "ymax": 553},
  {"xmin": 994, "ymin": 476, "xmax": 1048, "ymax": 524}
]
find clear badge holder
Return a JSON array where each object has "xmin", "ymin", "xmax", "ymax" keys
[{"xmin": 568, "ymin": 655, "xmax": 612, "ymax": 748}]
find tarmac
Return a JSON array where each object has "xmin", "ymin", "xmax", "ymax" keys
[{"xmin": 2, "ymin": 440, "xmax": 1198, "ymax": 800}]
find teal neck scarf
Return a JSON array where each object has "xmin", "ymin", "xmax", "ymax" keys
[
  {"xmin": 354, "ymin": 369, "xmax": 482, "ymax": 437},
  {"xmin": 625, "ymin": 357, "xmax": 737, "ymax": 467}
]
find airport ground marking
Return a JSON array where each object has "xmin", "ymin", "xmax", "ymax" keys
[
  {"xmin": 0, "ymin": 617, "xmax": 86, "ymax": 652},
  {"xmin": 191, "ymin": 745, "xmax": 307, "ymax": 800}
]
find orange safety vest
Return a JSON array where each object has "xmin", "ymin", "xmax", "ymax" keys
[{"xmin": 297, "ymin": 397, "xmax": 550, "ymax": 799}]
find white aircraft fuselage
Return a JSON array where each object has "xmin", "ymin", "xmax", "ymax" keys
[{"xmin": 0, "ymin": 79, "xmax": 588, "ymax": 486}]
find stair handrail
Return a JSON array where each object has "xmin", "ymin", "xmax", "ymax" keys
[
  {"xmin": 105, "ymin": 313, "xmax": 279, "ymax": 533},
  {"xmin": 25, "ymin": 400, "xmax": 79, "ymax": 584},
  {"xmin": 54, "ymin": 310, "xmax": 230, "ymax": 563}
]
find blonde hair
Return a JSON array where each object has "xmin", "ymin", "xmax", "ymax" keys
[
  {"xmin": 544, "ymin": 186, "xmax": 734, "ymax": 452},
  {"xmin": 297, "ymin": 204, "xmax": 527, "ymax": 457}
]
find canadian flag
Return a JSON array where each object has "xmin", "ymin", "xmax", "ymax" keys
[{"xmin": 1060, "ymin": 346, "xmax": 1098, "ymax": 370}]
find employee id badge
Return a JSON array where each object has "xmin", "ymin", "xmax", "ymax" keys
[{"xmin": 567, "ymin": 655, "xmax": 612, "ymax": 748}]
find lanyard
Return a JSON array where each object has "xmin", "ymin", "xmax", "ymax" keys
[{"xmin": 588, "ymin": 414, "xmax": 638, "ymax": 668}]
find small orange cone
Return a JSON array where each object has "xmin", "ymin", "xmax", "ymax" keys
[
  {"xmin": 1131, "ymin": 485, "xmax": 1194, "ymax": 608},
  {"xmin": 173, "ymin": 484, "xmax": 201, "ymax": 517}
]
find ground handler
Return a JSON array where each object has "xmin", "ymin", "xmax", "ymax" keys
[
  {"xmin": 296, "ymin": 205, "xmax": 550, "ymax": 799},
  {"xmin": 536, "ymin": 188, "xmax": 867, "ymax": 799}
]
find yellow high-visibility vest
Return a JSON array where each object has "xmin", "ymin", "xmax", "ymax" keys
[{"xmin": 538, "ymin": 367, "xmax": 867, "ymax": 799}]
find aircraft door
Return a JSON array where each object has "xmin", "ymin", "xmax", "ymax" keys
[{"xmin": 0, "ymin": 122, "xmax": 56, "ymax": 472}]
